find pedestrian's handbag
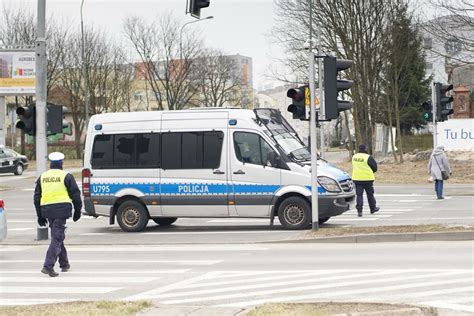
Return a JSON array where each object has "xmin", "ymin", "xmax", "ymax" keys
[{"xmin": 434, "ymin": 156, "xmax": 449, "ymax": 180}]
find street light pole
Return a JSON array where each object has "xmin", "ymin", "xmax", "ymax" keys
[
  {"xmin": 80, "ymin": 0, "xmax": 90, "ymax": 130},
  {"xmin": 179, "ymin": 16, "xmax": 214, "ymax": 61}
]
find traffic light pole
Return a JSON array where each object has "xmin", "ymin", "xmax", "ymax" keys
[
  {"xmin": 36, "ymin": 0, "xmax": 49, "ymax": 240},
  {"xmin": 432, "ymin": 81, "xmax": 437, "ymax": 148},
  {"xmin": 308, "ymin": 0, "xmax": 319, "ymax": 231},
  {"xmin": 317, "ymin": 18, "xmax": 325, "ymax": 160}
]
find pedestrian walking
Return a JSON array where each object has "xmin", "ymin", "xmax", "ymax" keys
[
  {"xmin": 351, "ymin": 144, "xmax": 380, "ymax": 217},
  {"xmin": 428, "ymin": 146, "xmax": 451, "ymax": 199},
  {"xmin": 34, "ymin": 152, "xmax": 82, "ymax": 277}
]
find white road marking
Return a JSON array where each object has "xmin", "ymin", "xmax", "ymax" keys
[
  {"xmin": 1, "ymin": 269, "xmax": 190, "ymax": 274},
  {"xmin": 1, "ymin": 286, "xmax": 122, "ymax": 294},
  {"xmin": 158, "ymin": 271, "xmax": 469, "ymax": 305},
  {"xmin": 3, "ymin": 259, "xmax": 221, "ymax": 265},
  {"xmin": 7, "ymin": 228, "xmax": 34, "ymax": 231},
  {"xmin": 0, "ymin": 246, "xmax": 33, "ymax": 252},
  {"xmin": 329, "ymin": 218, "xmax": 378, "ymax": 222},
  {"xmin": 4, "ymin": 220, "xmax": 35, "ymax": 223},
  {"xmin": 130, "ymin": 270, "xmax": 407, "ymax": 301},
  {"xmin": 0, "ymin": 276, "xmax": 160, "ymax": 283},
  {"xmin": 21, "ymin": 188, "xmax": 35, "ymax": 191},
  {"xmin": 66, "ymin": 245, "xmax": 267, "ymax": 252},
  {"xmin": 0, "ymin": 299, "xmax": 73, "ymax": 306},
  {"xmin": 217, "ymin": 276, "xmax": 473, "ymax": 307}
]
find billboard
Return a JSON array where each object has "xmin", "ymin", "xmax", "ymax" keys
[
  {"xmin": 437, "ymin": 119, "xmax": 474, "ymax": 151},
  {"xmin": 0, "ymin": 50, "xmax": 36, "ymax": 96}
]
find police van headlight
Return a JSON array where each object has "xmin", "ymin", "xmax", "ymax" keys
[{"xmin": 318, "ymin": 176, "xmax": 342, "ymax": 193}]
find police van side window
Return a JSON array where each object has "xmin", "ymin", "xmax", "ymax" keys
[
  {"xmin": 114, "ymin": 134, "xmax": 136, "ymax": 167},
  {"xmin": 161, "ymin": 131, "xmax": 223, "ymax": 169},
  {"xmin": 234, "ymin": 132, "xmax": 275, "ymax": 166},
  {"xmin": 137, "ymin": 134, "xmax": 160, "ymax": 167}
]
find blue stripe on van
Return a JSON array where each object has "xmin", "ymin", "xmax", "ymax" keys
[{"xmin": 91, "ymin": 183, "xmax": 326, "ymax": 196}]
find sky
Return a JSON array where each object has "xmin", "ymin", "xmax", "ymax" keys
[{"xmin": 0, "ymin": 0, "xmax": 282, "ymax": 90}]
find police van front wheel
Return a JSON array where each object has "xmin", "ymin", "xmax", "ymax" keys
[
  {"xmin": 278, "ymin": 196, "xmax": 311, "ymax": 230},
  {"xmin": 117, "ymin": 200, "xmax": 149, "ymax": 232}
]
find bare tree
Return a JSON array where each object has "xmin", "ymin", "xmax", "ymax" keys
[
  {"xmin": 124, "ymin": 13, "xmax": 204, "ymax": 110},
  {"xmin": 196, "ymin": 49, "xmax": 241, "ymax": 107}
]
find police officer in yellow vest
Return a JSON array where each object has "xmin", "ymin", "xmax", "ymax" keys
[
  {"xmin": 352, "ymin": 144, "xmax": 380, "ymax": 217},
  {"xmin": 34, "ymin": 152, "xmax": 82, "ymax": 277}
]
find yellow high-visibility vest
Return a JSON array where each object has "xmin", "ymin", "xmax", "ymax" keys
[
  {"xmin": 352, "ymin": 153, "xmax": 375, "ymax": 181},
  {"xmin": 40, "ymin": 169, "xmax": 72, "ymax": 206}
]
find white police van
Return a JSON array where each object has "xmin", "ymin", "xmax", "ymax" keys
[{"xmin": 82, "ymin": 108, "xmax": 354, "ymax": 232}]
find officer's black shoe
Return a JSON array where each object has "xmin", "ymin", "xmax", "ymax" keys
[
  {"xmin": 370, "ymin": 207, "xmax": 380, "ymax": 214},
  {"xmin": 61, "ymin": 264, "xmax": 70, "ymax": 272},
  {"xmin": 357, "ymin": 212, "xmax": 363, "ymax": 217},
  {"xmin": 41, "ymin": 267, "xmax": 59, "ymax": 277}
]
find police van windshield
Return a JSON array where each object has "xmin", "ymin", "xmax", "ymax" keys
[{"xmin": 254, "ymin": 109, "xmax": 311, "ymax": 161}]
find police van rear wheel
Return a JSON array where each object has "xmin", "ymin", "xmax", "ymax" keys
[
  {"xmin": 152, "ymin": 217, "xmax": 178, "ymax": 226},
  {"xmin": 278, "ymin": 196, "xmax": 311, "ymax": 230},
  {"xmin": 117, "ymin": 200, "xmax": 149, "ymax": 232}
]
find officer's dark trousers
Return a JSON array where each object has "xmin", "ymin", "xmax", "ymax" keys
[
  {"xmin": 43, "ymin": 218, "xmax": 69, "ymax": 270},
  {"xmin": 354, "ymin": 181, "xmax": 377, "ymax": 212}
]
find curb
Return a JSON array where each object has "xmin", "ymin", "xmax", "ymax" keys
[
  {"xmin": 1, "ymin": 231, "xmax": 473, "ymax": 245},
  {"xmin": 272, "ymin": 231, "xmax": 474, "ymax": 243}
]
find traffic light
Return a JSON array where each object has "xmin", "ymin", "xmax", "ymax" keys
[
  {"xmin": 421, "ymin": 101, "xmax": 433, "ymax": 122},
  {"xmin": 16, "ymin": 105, "xmax": 36, "ymax": 136},
  {"xmin": 435, "ymin": 82, "xmax": 454, "ymax": 122},
  {"xmin": 46, "ymin": 104, "xmax": 65, "ymax": 135},
  {"xmin": 189, "ymin": 0, "xmax": 210, "ymax": 19},
  {"xmin": 323, "ymin": 56, "xmax": 354, "ymax": 120},
  {"xmin": 287, "ymin": 85, "xmax": 308, "ymax": 120}
]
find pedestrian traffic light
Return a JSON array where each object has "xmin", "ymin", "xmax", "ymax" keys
[
  {"xmin": 435, "ymin": 82, "xmax": 454, "ymax": 122},
  {"xmin": 189, "ymin": 0, "xmax": 210, "ymax": 19},
  {"xmin": 421, "ymin": 101, "xmax": 433, "ymax": 122},
  {"xmin": 287, "ymin": 85, "xmax": 308, "ymax": 121},
  {"xmin": 15, "ymin": 105, "xmax": 36, "ymax": 136},
  {"xmin": 46, "ymin": 104, "xmax": 65, "ymax": 135},
  {"xmin": 323, "ymin": 56, "xmax": 353, "ymax": 120}
]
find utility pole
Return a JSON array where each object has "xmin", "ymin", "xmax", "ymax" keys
[
  {"xmin": 81, "ymin": 0, "xmax": 90, "ymax": 129},
  {"xmin": 308, "ymin": 0, "xmax": 319, "ymax": 231},
  {"xmin": 36, "ymin": 0, "xmax": 49, "ymax": 241}
]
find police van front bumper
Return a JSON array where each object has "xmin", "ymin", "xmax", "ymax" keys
[{"xmin": 317, "ymin": 193, "xmax": 355, "ymax": 218}]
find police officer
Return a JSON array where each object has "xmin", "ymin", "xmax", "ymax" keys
[
  {"xmin": 34, "ymin": 152, "xmax": 82, "ymax": 277},
  {"xmin": 351, "ymin": 144, "xmax": 380, "ymax": 217}
]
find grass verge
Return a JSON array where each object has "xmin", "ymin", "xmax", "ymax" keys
[
  {"xmin": 304, "ymin": 224, "xmax": 474, "ymax": 238},
  {"xmin": 247, "ymin": 302, "xmax": 436, "ymax": 316},
  {"xmin": 0, "ymin": 300, "xmax": 152, "ymax": 316}
]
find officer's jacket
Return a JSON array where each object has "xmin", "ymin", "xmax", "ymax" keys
[
  {"xmin": 34, "ymin": 167, "xmax": 82, "ymax": 219},
  {"xmin": 352, "ymin": 152, "xmax": 378, "ymax": 181}
]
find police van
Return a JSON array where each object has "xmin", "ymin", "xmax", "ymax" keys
[{"xmin": 82, "ymin": 108, "xmax": 355, "ymax": 232}]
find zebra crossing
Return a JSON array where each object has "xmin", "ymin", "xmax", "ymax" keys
[
  {"xmin": 0, "ymin": 244, "xmax": 472, "ymax": 313},
  {"xmin": 127, "ymin": 269, "xmax": 474, "ymax": 313}
]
